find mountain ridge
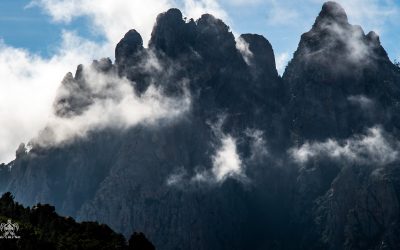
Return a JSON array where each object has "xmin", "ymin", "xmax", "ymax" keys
[{"xmin": 1, "ymin": 1, "xmax": 400, "ymax": 249}]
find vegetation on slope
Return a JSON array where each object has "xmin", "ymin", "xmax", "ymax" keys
[{"xmin": 0, "ymin": 192, "xmax": 155, "ymax": 250}]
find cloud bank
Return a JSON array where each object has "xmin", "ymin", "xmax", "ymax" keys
[
  {"xmin": 0, "ymin": 32, "xmax": 109, "ymax": 163},
  {"xmin": 37, "ymin": 67, "xmax": 191, "ymax": 146},
  {"xmin": 289, "ymin": 127, "xmax": 399, "ymax": 166}
]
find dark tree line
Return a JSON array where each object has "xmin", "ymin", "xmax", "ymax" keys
[{"xmin": 0, "ymin": 192, "xmax": 155, "ymax": 250}]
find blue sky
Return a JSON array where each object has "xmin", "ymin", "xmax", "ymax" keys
[
  {"xmin": 0, "ymin": 0, "xmax": 399, "ymax": 68},
  {"xmin": 0, "ymin": 0, "xmax": 101, "ymax": 54},
  {"xmin": 0, "ymin": 0, "xmax": 399, "ymax": 163}
]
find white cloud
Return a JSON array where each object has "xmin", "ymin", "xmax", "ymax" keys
[
  {"xmin": 166, "ymin": 167, "xmax": 188, "ymax": 186},
  {"xmin": 264, "ymin": 0, "xmax": 300, "ymax": 26},
  {"xmin": 196, "ymin": 117, "xmax": 247, "ymax": 183},
  {"xmin": 275, "ymin": 52, "xmax": 289, "ymax": 75},
  {"xmin": 245, "ymin": 128, "xmax": 268, "ymax": 161},
  {"xmin": 30, "ymin": 0, "xmax": 228, "ymax": 47},
  {"xmin": 235, "ymin": 37, "xmax": 253, "ymax": 65},
  {"xmin": 29, "ymin": 0, "xmax": 172, "ymax": 47},
  {"xmin": 176, "ymin": 132, "xmax": 246, "ymax": 185},
  {"xmin": 0, "ymin": 32, "xmax": 109, "ymax": 163},
  {"xmin": 225, "ymin": 0, "xmax": 262, "ymax": 6},
  {"xmin": 289, "ymin": 127, "xmax": 399, "ymax": 166},
  {"xmin": 36, "ymin": 67, "xmax": 191, "ymax": 146},
  {"xmin": 299, "ymin": 15, "xmax": 382, "ymax": 67},
  {"xmin": 182, "ymin": 0, "xmax": 228, "ymax": 21},
  {"xmin": 348, "ymin": 95, "xmax": 374, "ymax": 110},
  {"xmin": 211, "ymin": 135, "xmax": 243, "ymax": 181},
  {"xmin": 166, "ymin": 117, "xmax": 247, "ymax": 186},
  {"xmin": 321, "ymin": 22, "xmax": 373, "ymax": 64}
]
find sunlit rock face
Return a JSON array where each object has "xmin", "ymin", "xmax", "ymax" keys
[{"xmin": 1, "ymin": 2, "xmax": 400, "ymax": 250}]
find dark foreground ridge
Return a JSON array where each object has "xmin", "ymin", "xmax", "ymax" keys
[
  {"xmin": 0, "ymin": 192, "xmax": 155, "ymax": 250},
  {"xmin": 1, "ymin": 1, "xmax": 400, "ymax": 249}
]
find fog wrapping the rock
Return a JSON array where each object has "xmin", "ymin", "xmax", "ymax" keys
[{"xmin": 1, "ymin": 1, "xmax": 400, "ymax": 249}]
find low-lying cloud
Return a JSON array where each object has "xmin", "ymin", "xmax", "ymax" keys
[
  {"xmin": 35, "ymin": 67, "xmax": 191, "ymax": 146},
  {"xmin": 348, "ymin": 95, "xmax": 374, "ymax": 110},
  {"xmin": 211, "ymin": 134, "xmax": 244, "ymax": 182},
  {"xmin": 0, "ymin": 32, "xmax": 110, "ymax": 163},
  {"xmin": 289, "ymin": 126, "xmax": 399, "ymax": 166},
  {"xmin": 167, "ymin": 117, "xmax": 248, "ymax": 186},
  {"xmin": 245, "ymin": 128, "xmax": 268, "ymax": 162}
]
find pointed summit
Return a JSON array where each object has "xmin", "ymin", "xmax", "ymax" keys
[
  {"xmin": 283, "ymin": 2, "xmax": 395, "ymax": 141},
  {"xmin": 316, "ymin": 1, "xmax": 348, "ymax": 25},
  {"xmin": 149, "ymin": 8, "xmax": 196, "ymax": 57},
  {"xmin": 285, "ymin": 0, "xmax": 390, "ymax": 71},
  {"xmin": 115, "ymin": 29, "xmax": 143, "ymax": 65}
]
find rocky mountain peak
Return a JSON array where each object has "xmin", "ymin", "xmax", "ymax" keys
[
  {"xmin": 115, "ymin": 29, "xmax": 143, "ymax": 65},
  {"xmin": 282, "ymin": 1, "xmax": 397, "ymax": 142},
  {"xmin": 315, "ymin": 1, "xmax": 348, "ymax": 27},
  {"xmin": 148, "ymin": 8, "xmax": 238, "ymax": 63},
  {"xmin": 149, "ymin": 8, "xmax": 196, "ymax": 57},
  {"xmin": 285, "ymin": 1, "xmax": 390, "ymax": 73},
  {"xmin": 239, "ymin": 34, "xmax": 278, "ymax": 79}
]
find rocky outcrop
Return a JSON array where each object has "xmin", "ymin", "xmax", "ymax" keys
[{"xmin": 283, "ymin": 1, "xmax": 400, "ymax": 142}]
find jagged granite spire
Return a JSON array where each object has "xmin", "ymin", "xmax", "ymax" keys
[
  {"xmin": 314, "ymin": 1, "xmax": 348, "ymax": 27},
  {"xmin": 283, "ymin": 1, "xmax": 399, "ymax": 141},
  {"xmin": 115, "ymin": 29, "xmax": 143, "ymax": 66}
]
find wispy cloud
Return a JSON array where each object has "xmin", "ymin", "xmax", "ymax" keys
[
  {"xmin": 166, "ymin": 116, "xmax": 248, "ymax": 186},
  {"xmin": 289, "ymin": 127, "xmax": 399, "ymax": 166},
  {"xmin": 36, "ymin": 66, "xmax": 191, "ymax": 147},
  {"xmin": 347, "ymin": 95, "xmax": 374, "ymax": 110},
  {"xmin": 211, "ymin": 134, "xmax": 244, "ymax": 181},
  {"xmin": 275, "ymin": 52, "xmax": 289, "ymax": 75},
  {"xmin": 0, "ymin": 32, "xmax": 109, "ymax": 163},
  {"xmin": 236, "ymin": 37, "xmax": 253, "ymax": 65},
  {"xmin": 245, "ymin": 128, "xmax": 268, "ymax": 162}
]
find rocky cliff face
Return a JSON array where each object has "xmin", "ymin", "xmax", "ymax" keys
[
  {"xmin": 1, "ymin": 1, "xmax": 400, "ymax": 249},
  {"xmin": 283, "ymin": 2, "xmax": 400, "ymax": 249},
  {"xmin": 283, "ymin": 1, "xmax": 400, "ymax": 142}
]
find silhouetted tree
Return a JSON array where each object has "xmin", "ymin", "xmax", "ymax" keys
[
  {"xmin": 128, "ymin": 232, "xmax": 155, "ymax": 250},
  {"xmin": 0, "ymin": 192, "xmax": 144, "ymax": 250}
]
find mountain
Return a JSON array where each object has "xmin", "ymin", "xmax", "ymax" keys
[
  {"xmin": 1, "ymin": 1, "xmax": 400, "ymax": 249},
  {"xmin": 283, "ymin": 2, "xmax": 400, "ymax": 249},
  {"xmin": 284, "ymin": 1, "xmax": 400, "ymax": 142}
]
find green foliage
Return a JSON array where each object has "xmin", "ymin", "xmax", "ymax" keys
[{"xmin": 0, "ymin": 192, "xmax": 155, "ymax": 250}]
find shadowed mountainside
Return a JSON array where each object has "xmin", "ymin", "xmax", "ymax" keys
[{"xmin": 1, "ymin": 1, "xmax": 400, "ymax": 249}]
